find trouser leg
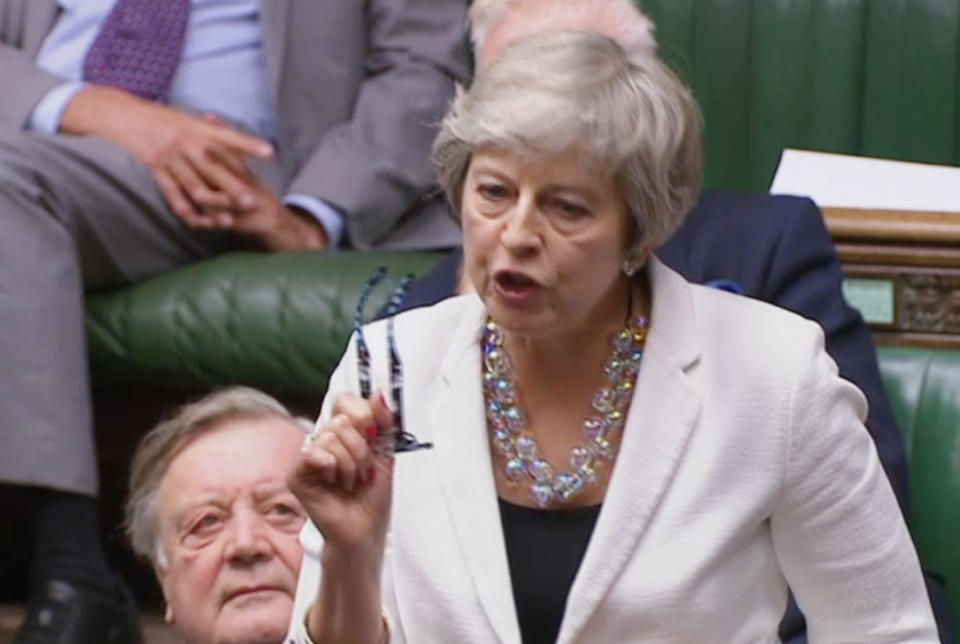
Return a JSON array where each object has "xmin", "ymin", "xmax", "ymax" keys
[{"xmin": 0, "ymin": 130, "xmax": 231, "ymax": 495}]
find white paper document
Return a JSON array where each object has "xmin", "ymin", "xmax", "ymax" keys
[{"xmin": 769, "ymin": 149, "xmax": 960, "ymax": 212}]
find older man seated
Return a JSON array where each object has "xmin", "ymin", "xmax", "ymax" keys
[{"xmin": 125, "ymin": 388, "xmax": 309, "ymax": 644}]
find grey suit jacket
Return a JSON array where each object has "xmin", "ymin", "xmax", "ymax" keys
[{"xmin": 0, "ymin": 0, "xmax": 470, "ymax": 249}]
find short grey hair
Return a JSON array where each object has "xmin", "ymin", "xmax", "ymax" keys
[
  {"xmin": 469, "ymin": 0, "xmax": 657, "ymax": 63},
  {"xmin": 125, "ymin": 387, "xmax": 310, "ymax": 569},
  {"xmin": 433, "ymin": 31, "xmax": 702, "ymax": 248}
]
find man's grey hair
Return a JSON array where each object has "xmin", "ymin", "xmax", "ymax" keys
[
  {"xmin": 125, "ymin": 387, "xmax": 310, "ymax": 570},
  {"xmin": 469, "ymin": 0, "xmax": 657, "ymax": 64},
  {"xmin": 433, "ymin": 30, "xmax": 702, "ymax": 249}
]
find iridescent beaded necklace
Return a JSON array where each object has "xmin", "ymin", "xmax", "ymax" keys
[{"xmin": 482, "ymin": 312, "xmax": 648, "ymax": 509}]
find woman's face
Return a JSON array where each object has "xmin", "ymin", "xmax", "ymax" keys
[{"xmin": 462, "ymin": 147, "xmax": 636, "ymax": 339}]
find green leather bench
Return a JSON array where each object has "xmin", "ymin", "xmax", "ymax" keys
[
  {"xmin": 87, "ymin": 251, "xmax": 443, "ymax": 395},
  {"xmin": 880, "ymin": 348, "xmax": 960, "ymax": 633},
  {"xmin": 82, "ymin": 0, "xmax": 960, "ymax": 629}
]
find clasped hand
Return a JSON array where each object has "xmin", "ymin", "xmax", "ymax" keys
[{"xmin": 61, "ymin": 86, "xmax": 328, "ymax": 250}]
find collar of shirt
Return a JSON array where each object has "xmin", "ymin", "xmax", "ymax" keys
[
  {"xmin": 56, "ymin": 0, "xmax": 117, "ymax": 17},
  {"xmin": 57, "ymin": 0, "xmax": 107, "ymax": 12}
]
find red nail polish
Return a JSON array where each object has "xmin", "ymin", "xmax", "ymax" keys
[
  {"xmin": 366, "ymin": 424, "xmax": 378, "ymax": 442},
  {"xmin": 367, "ymin": 465, "xmax": 377, "ymax": 483}
]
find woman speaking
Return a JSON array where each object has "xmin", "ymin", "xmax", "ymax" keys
[{"xmin": 286, "ymin": 32, "xmax": 937, "ymax": 643}]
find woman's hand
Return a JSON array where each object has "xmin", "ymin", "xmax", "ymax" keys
[
  {"xmin": 288, "ymin": 391, "xmax": 395, "ymax": 557},
  {"xmin": 290, "ymin": 392, "xmax": 395, "ymax": 644}
]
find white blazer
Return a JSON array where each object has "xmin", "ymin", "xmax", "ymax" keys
[{"xmin": 288, "ymin": 258, "xmax": 936, "ymax": 643}]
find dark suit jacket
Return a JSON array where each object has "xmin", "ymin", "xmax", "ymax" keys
[{"xmin": 397, "ymin": 191, "xmax": 951, "ymax": 642}]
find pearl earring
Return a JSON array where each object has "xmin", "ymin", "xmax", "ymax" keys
[{"xmin": 622, "ymin": 258, "xmax": 639, "ymax": 276}]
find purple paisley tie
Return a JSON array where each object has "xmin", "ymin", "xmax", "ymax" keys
[{"xmin": 82, "ymin": 0, "xmax": 191, "ymax": 102}]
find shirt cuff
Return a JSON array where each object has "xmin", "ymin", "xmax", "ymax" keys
[
  {"xmin": 26, "ymin": 80, "xmax": 88, "ymax": 134},
  {"xmin": 284, "ymin": 194, "xmax": 345, "ymax": 249}
]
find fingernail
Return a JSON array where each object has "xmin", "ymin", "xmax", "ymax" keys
[
  {"xmin": 239, "ymin": 194, "xmax": 256, "ymax": 209},
  {"xmin": 367, "ymin": 465, "xmax": 376, "ymax": 483},
  {"xmin": 366, "ymin": 424, "xmax": 378, "ymax": 442},
  {"xmin": 378, "ymin": 391, "xmax": 388, "ymax": 408}
]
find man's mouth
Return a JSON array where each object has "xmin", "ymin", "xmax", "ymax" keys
[{"xmin": 224, "ymin": 585, "xmax": 285, "ymax": 604}]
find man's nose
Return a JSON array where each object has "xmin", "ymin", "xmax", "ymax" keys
[{"xmin": 224, "ymin": 510, "xmax": 272, "ymax": 565}]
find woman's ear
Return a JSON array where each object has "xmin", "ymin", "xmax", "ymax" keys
[{"xmin": 622, "ymin": 242, "xmax": 652, "ymax": 276}]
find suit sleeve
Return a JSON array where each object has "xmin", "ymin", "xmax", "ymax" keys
[
  {"xmin": 286, "ymin": 0, "xmax": 471, "ymax": 249},
  {"xmin": 762, "ymin": 198, "xmax": 909, "ymax": 513},
  {"xmin": 770, "ymin": 330, "xmax": 937, "ymax": 642},
  {"xmin": 0, "ymin": 42, "xmax": 63, "ymax": 127}
]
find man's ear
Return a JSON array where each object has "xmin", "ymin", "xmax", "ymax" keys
[{"xmin": 154, "ymin": 563, "xmax": 176, "ymax": 624}]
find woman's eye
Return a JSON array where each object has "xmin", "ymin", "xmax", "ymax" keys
[
  {"xmin": 477, "ymin": 183, "xmax": 510, "ymax": 201},
  {"xmin": 551, "ymin": 199, "xmax": 590, "ymax": 218}
]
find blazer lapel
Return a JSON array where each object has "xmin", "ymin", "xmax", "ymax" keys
[
  {"xmin": 432, "ymin": 300, "xmax": 523, "ymax": 644},
  {"xmin": 22, "ymin": 0, "xmax": 59, "ymax": 57},
  {"xmin": 258, "ymin": 0, "xmax": 290, "ymax": 104},
  {"xmin": 557, "ymin": 258, "xmax": 703, "ymax": 643}
]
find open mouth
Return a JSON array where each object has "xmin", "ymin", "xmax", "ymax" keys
[{"xmin": 494, "ymin": 270, "xmax": 542, "ymax": 296}]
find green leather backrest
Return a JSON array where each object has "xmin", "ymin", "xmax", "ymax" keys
[
  {"xmin": 639, "ymin": 0, "xmax": 960, "ymax": 192},
  {"xmin": 878, "ymin": 346, "xmax": 960, "ymax": 630},
  {"xmin": 86, "ymin": 252, "xmax": 444, "ymax": 393}
]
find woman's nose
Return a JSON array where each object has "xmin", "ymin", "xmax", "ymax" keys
[{"xmin": 499, "ymin": 195, "xmax": 542, "ymax": 254}]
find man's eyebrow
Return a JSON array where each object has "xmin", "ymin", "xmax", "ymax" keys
[
  {"xmin": 250, "ymin": 483, "xmax": 294, "ymax": 503},
  {"xmin": 169, "ymin": 493, "xmax": 223, "ymax": 526}
]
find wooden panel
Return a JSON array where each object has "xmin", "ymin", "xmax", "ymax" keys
[
  {"xmin": 846, "ymin": 265, "xmax": 960, "ymax": 335},
  {"xmin": 823, "ymin": 207, "xmax": 960, "ymax": 243},
  {"xmin": 823, "ymin": 207, "xmax": 960, "ymax": 347},
  {"xmin": 834, "ymin": 242, "xmax": 960, "ymax": 268},
  {"xmin": 872, "ymin": 331, "xmax": 960, "ymax": 350}
]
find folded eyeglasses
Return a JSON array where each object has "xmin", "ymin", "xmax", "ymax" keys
[{"xmin": 354, "ymin": 266, "xmax": 433, "ymax": 455}]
